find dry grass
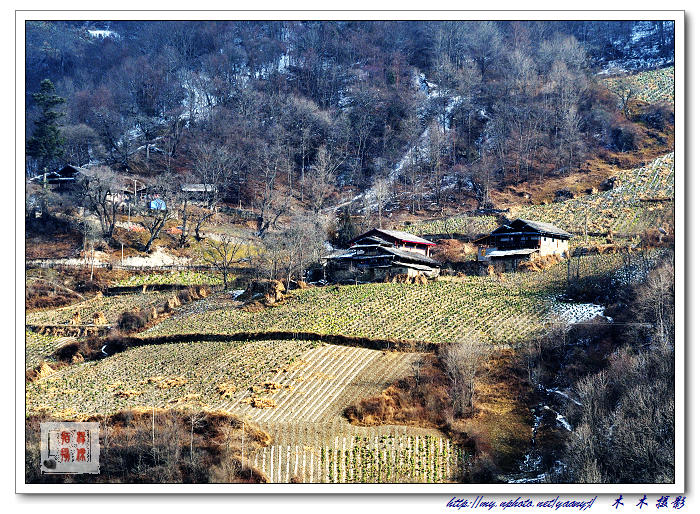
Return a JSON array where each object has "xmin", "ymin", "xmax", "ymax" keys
[
  {"xmin": 25, "ymin": 408, "xmax": 270, "ymax": 484},
  {"xmin": 344, "ymin": 348, "xmax": 532, "ymax": 480}
]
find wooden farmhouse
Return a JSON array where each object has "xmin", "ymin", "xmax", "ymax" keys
[
  {"xmin": 28, "ymin": 164, "xmax": 86, "ymax": 192},
  {"xmin": 181, "ymin": 183, "xmax": 217, "ymax": 202},
  {"xmin": 473, "ymin": 218, "xmax": 572, "ymax": 271},
  {"xmin": 323, "ymin": 228, "xmax": 440, "ymax": 282}
]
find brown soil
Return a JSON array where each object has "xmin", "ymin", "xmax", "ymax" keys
[{"xmin": 490, "ymin": 124, "xmax": 674, "ymax": 209}]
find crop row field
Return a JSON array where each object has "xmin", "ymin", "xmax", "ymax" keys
[
  {"xmin": 407, "ymin": 153, "xmax": 674, "ymax": 248},
  {"xmin": 225, "ymin": 344, "xmax": 421, "ymax": 424},
  {"xmin": 409, "ymin": 215, "xmax": 500, "ymax": 237},
  {"xmin": 511, "ymin": 153, "xmax": 675, "ymax": 238},
  {"xmin": 110, "ymin": 270, "xmax": 223, "ymax": 287},
  {"xmin": 602, "ymin": 66, "xmax": 674, "ymax": 105},
  {"xmin": 146, "ymin": 250, "xmax": 661, "ymax": 348},
  {"xmin": 25, "ymin": 338, "xmax": 319, "ymax": 417},
  {"xmin": 145, "ymin": 279, "xmax": 553, "ymax": 346},
  {"xmin": 253, "ymin": 433, "xmax": 467, "ymax": 483},
  {"xmin": 26, "ymin": 290, "xmax": 179, "ymax": 326},
  {"xmin": 25, "ymin": 332, "xmax": 75, "ymax": 368}
]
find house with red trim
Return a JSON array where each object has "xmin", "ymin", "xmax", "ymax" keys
[{"xmin": 322, "ymin": 228, "xmax": 440, "ymax": 283}]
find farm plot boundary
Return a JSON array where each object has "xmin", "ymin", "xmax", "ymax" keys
[{"xmin": 92, "ymin": 332, "xmax": 441, "ymax": 360}]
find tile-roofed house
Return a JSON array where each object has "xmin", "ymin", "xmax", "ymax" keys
[
  {"xmin": 323, "ymin": 227, "xmax": 440, "ymax": 283},
  {"xmin": 28, "ymin": 164, "xmax": 87, "ymax": 192},
  {"xmin": 473, "ymin": 218, "xmax": 571, "ymax": 270},
  {"xmin": 349, "ymin": 228, "xmax": 436, "ymax": 257}
]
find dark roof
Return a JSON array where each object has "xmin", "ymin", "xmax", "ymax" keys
[
  {"xmin": 379, "ymin": 246, "xmax": 439, "ymax": 266},
  {"xmin": 351, "ymin": 235, "xmax": 393, "ymax": 247},
  {"xmin": 323, "ymin": 246, "xmax": 439, "ymax": 268},
  {"xmin": 56, "ymin": 164, "xmax": 88, "ymax": 178},
  {"xmin": 350, "ymin": 228, "xmax": 436, "ymax": 247},
  {"xmin": 515, "ymin": 219, "xmax": 573, "ymax": 238}
]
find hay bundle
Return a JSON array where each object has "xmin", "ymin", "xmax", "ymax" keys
[
  {"xmin": 92, "ymin": 311, "xmax": 107, "ymax": 325},
  {"xmin": 517, "ymin": 254, "xmax": 563, "ymax": 273},
  {"xmin": 113, "ymin": 389, "xmax": 143, "ymax": 398},
  {"xmin": 238, "ymin": 279, "xmax": 286, "ymax": 305},
  {"xmin": 37, "ymin": 361, "xmax": 55, "ymax": 379},
  {"xmin": 216, "ymin": 382, "xmax": 237, "ymax": 398},
  {"xmin": 155, "ymin": 376, "xmax": 188, "ymax": 389},
  {"xmin": 166, "ymin": 295, "xmax": 181, "ymax": 310},
  {"xmin": 251, "ymin": 381, "xmax": 290, "ymax": 394},
  {"xmin": 247, "ymin": 397, "xmax": 276, "ymax": 409}
]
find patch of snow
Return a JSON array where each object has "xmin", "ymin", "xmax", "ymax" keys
[
  {"xmin": 549, "ymin": 302, "xmax": 606, "ymax": 325},
  {"xmin": 88, "ymin": 29, "xmax": 118, "ymax": 39},
  {"xmin": 546, "ymin": 387, "xmax": 583, "ymax": 407},
  {"xmin": 278, "ymin": 54, "xmax": 291, "ymax": 73},
  {"xmin": 543, "ymin": 405, "xmax": 572, "ymax": 432}
]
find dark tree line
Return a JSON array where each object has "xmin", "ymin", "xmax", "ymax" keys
[{"xmin": 26, "ymin": 20, "xmax": 674, "ymax": 209}]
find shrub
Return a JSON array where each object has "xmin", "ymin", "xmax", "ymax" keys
[
  {"xmin": 117, "ymin": 311, "xmax": 146, "ymax": 332},
  {"xmin": 637, "ymin": 102, "xmax": 674, "ymax": 131},
  {"xmin": 610, "ymin": 121, "xmax": 642, "ymax": 151}
]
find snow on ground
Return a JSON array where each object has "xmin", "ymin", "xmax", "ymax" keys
[
  {"xmin": 546, "ymin": 387, "xmax": 582, "ymax": 407},
  {"xmin": 87, "ymin": 29, "xmax": 118, "ymax": 39},
  {"xmin": 543, "ymin": 406, "xmax": 572, "ymax": 432},
  {"xmin": 549, "ymin": 301, "xmax": 606, "ymax": 325}
]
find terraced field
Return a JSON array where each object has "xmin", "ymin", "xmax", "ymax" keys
[
  {"xmin": 410, "ymin": 215, "xmax": 500, "ymax": 237},
  {"xmin": 407, "ymin": 153, "xmax": 674, "ymax": 249},
  {"xmin": 25, "ymin": 338, "xmax": 319, "ymax": 417},
  {"xmin": 603, "ymin": 66, "xmax": 674, "ymax": 105},
  {"xmin": 110, "ymin": 270, "xmax": 222, "ymax": 287},
  {"xmin": 146, "ymin": 247, "xmax": 662, "ymax": 349},
  {"xmin": 253, "ymin": 431, "xmax": 467, "ymax": 483},
  {"xmin": 145, "ymin": 279, "xmax": 552, "ymax": 346},
  {"xmin": 25, "ymin": 332, "xmax": 76, "ymax": 368},
  {"xmin": 227, "ymin": 345, "xmax": 421, "ymax": 424},
  {"xmin": 511, "ymin": 153, "xmax": 675, "ymax": 238},
  {"xmin": 26, "ymin": 290, "xmax": 178, "ymax": 326}
]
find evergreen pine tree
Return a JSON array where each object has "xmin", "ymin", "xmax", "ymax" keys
[{"xmin": 27, "ymin": 79, "xmax": 66, "ymax": 172}]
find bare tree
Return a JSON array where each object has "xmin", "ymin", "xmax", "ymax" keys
[
  {"xmin": 201, "ymin": 234, "xmax": 244, "ymax": 289},
  {"xmin": 139, "ymin": 202, "xmax": 174, "ymax": 253},
  {"xmin": 259, "ymin": 213, "xmax": 327, "ymax": 289},
  {"xmin": 304, "ymin": 145, "xmax": 341, "ymax": 213},
  {"xmin": 253, "ymin": 141, "xmax": 291, "ymax": 238},
  {"xmin": 178, "ymin": 143, "xmax": 236, "ymax": 246},
  {"xmin": 427, "ymin": 122, "xmax": 449, "ymax": 206},
  {"xmin": 440, "ymin": 335, "xmax": 490, "ymax": 417},
  {"xmin": 76, "ymin": 166, "xmax": 122, "ymax": 240},
  {"xmin": 139, "ymin": 177, "xmax": 176, "ymax": 253},
  {"xmin": 610, "ymin": 77, "xmax": 639, "ymax": 120},
  {"xmin": 465, "ymin": 21, "xmax": 504, "ymax": 80},
  {"xmin": 370, "ymin": 174, "xmax": 391, "ymax": 229}
]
